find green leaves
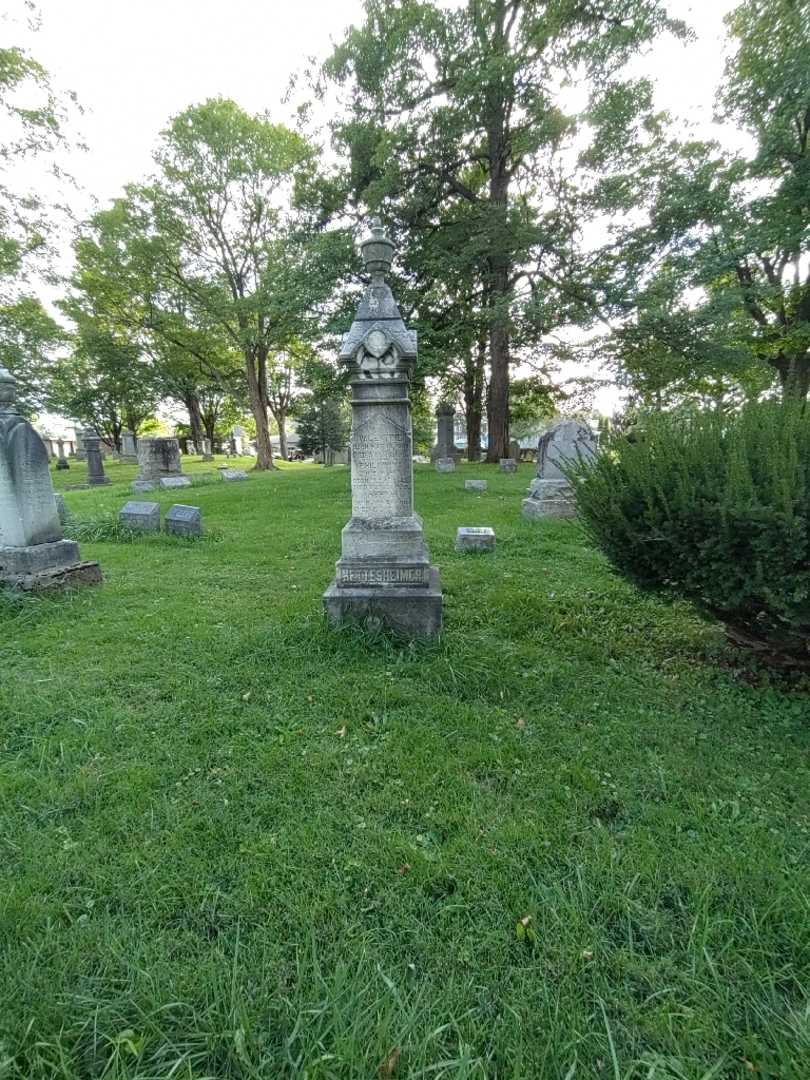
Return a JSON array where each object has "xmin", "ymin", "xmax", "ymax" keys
[{"xmin": 571, "ymin": 400, "xmax": 810, "ymax": 666}]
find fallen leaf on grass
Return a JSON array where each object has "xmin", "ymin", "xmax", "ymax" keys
[
  {"xmin": 335, "ymin": 726, "xmax": 347, "ymax": 738},
  {"xmin": 242, "ymin": 691, "xmax": 251, "ymax": 701},
  {"xmin": 515, "ymin": 915, "xmax": 537, "ymax": 944},
  {"xmin": 397, "ymin": 863, "xmax": 411, "ymax": 875},
  {"xmin": 515, "ymin": 718, "xmax": 526, "ymax": 730},
  {"xmin": 379, "ymin": 1048, "xmax": 401, "ymax": 1077}
]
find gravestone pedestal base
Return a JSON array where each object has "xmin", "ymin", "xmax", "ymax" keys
[
  {"xmin": 323, "ymin": 566, "xmax": 442, "ymax": 639},
  {"xmin": 0, "ymin": 539, "xmax": 102, "ymax": 589},
  {"xmin": 522, "ymin": 478, "xmax": 576, "ymax": 519}
]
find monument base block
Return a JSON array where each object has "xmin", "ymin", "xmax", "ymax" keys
[
  {"xmin": 522, "ymin": 479, "xmax": 577, "ymax": 520},
  {"xmin": 0, "ymin": 540, "xmax": 102, "ymax": 590},
  {"xmin": 323, "ymin": 567, "xmax": 443, "ymax": 639}
]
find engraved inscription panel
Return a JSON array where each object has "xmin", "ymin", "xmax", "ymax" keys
[
  {"xmin": 338, "ymin": 564, "xmax": 428, "ymax": 587},
  {"xmin": 351, "ymin": 407, "xmax": 413, "ymax": 520}
]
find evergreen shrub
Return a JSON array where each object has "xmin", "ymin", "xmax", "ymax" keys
[{"xmin": 569, "ymin": 402, "xmax": 810, "ymax": 666}]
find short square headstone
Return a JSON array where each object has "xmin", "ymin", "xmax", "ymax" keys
[
  {"xmin": 499, "ymin": 458, "xmax": 518, "ymax": 473},
  {"xmin": 455, "ymin": 526, "xmax": 496, "ymax": 553},
  {"xmin": 435, "ymin": 458, "xmax": 455, "ymax": 474},
  {"xmin": 120, "ymin": 501, "xmax": 160, "ymax": 533},
  {"xmin": 165, "ymin": 504, "xmax": 203, "ymax": 538},
  {"xmin": 464, "ymin": 479, "xmax": 487, "ymax": 493},
  {"xmin": 221, "ymin": 469, "xmax": 247, "ymax": 482},
  {"xmin": 159, "ymin": 476, "xmax": 192, "ymax": 490},
  {"xmin": 131, "ymin": 480, "xmax": 156, "ymax": 493}
]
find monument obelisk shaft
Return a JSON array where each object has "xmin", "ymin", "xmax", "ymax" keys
[{"xmin": 323, "ymin": 220, "xmax": 442, "ymax": 637}]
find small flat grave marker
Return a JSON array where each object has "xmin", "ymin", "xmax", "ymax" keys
[
  {"xmin": 120, "ymin": 501, "xmax": 160, "ymax": 533},
  {"xmin": 159, "ymin": 476, "xmax": 191, "ymax": 490},
  {"xmin": 165, "ymin": 504, "xmax": 203, "ymax": 538},
  {"xmin": 499, "ymin": 458, "xmax": 518, "ymax": 473},
  {"xmin": 221, "ymin": 469, "xmax": 247, "ymax": 482},
  {"xmin": 435, "ymin": 458, "xmax": 455, "ymax": 474},
  {"xmin": 465, "ymin": 479, "xmax": 487, "ymax": 493},
  {"xmin": 455, "ymin": 526, "xmax": 496, "ymax": 553},
  {"xmin": 131, "ymin": 480, "xmax": 156, "ymax": 494}
]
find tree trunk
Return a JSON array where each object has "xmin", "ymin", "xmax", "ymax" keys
[
  {"xmin": 245, "ymin": 351, "xmax": 275, "ymax": 470},
  {"xmin": 184, "ymin": 393, "xmax": 206, "ymax": 452},
  {"xmin": 464, "ymin": 334, "xmax": 486, "ymax": 461},
  {"xmin": 486, "ymin": 267, "xmax": 511, "ymax": 461},
  {"xmin": 483, "ymin": 0, "xmax": 512, "ymax": 463},
  {"xmin": 277, "ymin": 412, "xmax": 288, "ymax": 460},
  {"xmin": 778, "ymin": 352, "xmax": 810, "ymax": 401}
]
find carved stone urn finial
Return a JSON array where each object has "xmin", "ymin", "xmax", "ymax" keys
[{"xmin": 360, "ymin": 216, "xmax": 395, "ymax": 281}]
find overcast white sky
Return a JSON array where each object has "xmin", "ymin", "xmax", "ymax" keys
[{"xmin": 8, "ymin": 0, "xmax": 741, "ymax": 429}]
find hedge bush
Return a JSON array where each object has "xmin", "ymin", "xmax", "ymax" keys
[{"xmin": 569, "ymin": 402, "xmax": 810, "ymax": 667}]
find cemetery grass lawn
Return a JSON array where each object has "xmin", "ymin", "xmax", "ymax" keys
[{"xmin": 2, "ymin": 457, "xmax": 809, "ymax": 1080}]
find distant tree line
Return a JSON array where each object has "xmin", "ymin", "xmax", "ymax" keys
[{"xmin": 1, "ymin": 0, "xmax": 807, "ymax": 463}]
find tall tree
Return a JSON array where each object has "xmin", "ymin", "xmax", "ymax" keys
[
  {"xmin": 322, "ymin": 0, "xmax": 683, "ymax": 458},
  {"xmin": 295, "ymin": 396, "xmax": 350, "ymax": 462},
  {"xmin": 0, "ymin": 21, "xmax": 78, "ymax": 410},
  {"xmin": 50, "ymin": 320, "xmax": 157, "ymax": 450},
  {"xmin": 604, "ymin": 0, "xmax": 810, "ymax": 401},
  {"xmin": 68, "ymin": 195, "xmax": 244, "ymax": 447},
  {"xmin": 146, "ymin": 98, "xmax": 346, "ymax": 469}
]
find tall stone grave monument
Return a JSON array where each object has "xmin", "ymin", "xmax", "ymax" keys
[
  {"xmin": 74, "ymin": 427, "xmax": 87, "ymax": 461},
  {"xmin": 431, "ymin": 401, "xmax": 461, "ymax": 463},
  {"xmin": 323, "ymin": 219, "xmax": 443, "ymax": 638},
  {"xmin": 85, "ymin": 431, "xmax": 111, "ymax": 486},
  {"xmin": 522, "ymin": 419, "xmax": 597, "ymax": 519},
  {"xmin": 0, "ymin": 366, "xmax": 101, "ymax": 588},
  {"xmin": 136, "ymin": 437, "xmax": 183, "ymax": 483}
]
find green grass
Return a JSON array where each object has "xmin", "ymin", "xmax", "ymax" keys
[{"xmin": 1, "ymin": 458, "xmax": 809, "ymax": 1079}]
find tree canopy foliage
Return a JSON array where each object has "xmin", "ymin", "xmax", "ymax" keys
[
  {"xmin": 10, "ymin": 0, "xmax": 810, "ymax": 455},
  {"xmin": 604, "ymin": 0, "xmax": 810, "ymax": 404}
]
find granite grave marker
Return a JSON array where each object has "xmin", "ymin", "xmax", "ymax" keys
[{"xmin": 323, "ymin": 219, "xmax": 442, "ymax": 638}]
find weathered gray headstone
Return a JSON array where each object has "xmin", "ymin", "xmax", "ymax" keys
[
  {"xmin": 55, "ymin": 438, "xmax": 70, "ymax": 470},
  {"xmin": 74, "ymin": 429, "xmax": 87, "ymax": 461},
  {"xmin": 54, "ymin": 493, "xmax": 67, "ymax": 524},
  {"xmin": 0, "ymin": 366, "xmax": 101, "ymax": 589},
  {"xmin": 131, "ymin": 479, "xmax": 156, "ymax": 493},
  {"xmin": 465, "ymin": 479, "xmax": 487, "ymax": 493},
  {"xmin": 323, "ymin": 219, "xmax": 443, "ymax": 639},
  {"xmin": 499, "ymin": 458, "xmax": 518, "ymax": 473},
  {"xmin": 522, "ymin": 419, "xmax": 598, "ymax": 520},
  {"xmin": 136, "ymin": 437, "xmax": 183, "ymax": 482},
  {"xmin": 200, "ymin": 437, "xmax": 214, "ymax": 461},
  {"xmin": 165, "ymin": 504, "xmax": 203, "ymax": 538},
  {"xmin": 435, "ymin": 457, "xmax": 456, "ymax": 474},
  {"xmin": 159, "ymin": 475, "xmax": 192, "ymax": 490},
  {"xmin": 221, "ymin": 469, "xmax": 247, "ymax": 482},
  {"xmin": 455, "ymin": 526, "xmax": 496, "ymax": 553},
  {"xmin": 120, "ymin": 432, "xmax": 138, "ymax": 463},
  {"xmin": 431, "ymin": 401, "xmax": 461, "ymax": 463},
  {"xmin": 120, "ymin": 500, "xmax": 160, "ymax": 532},
  {"xmin": 85, "ymin": 432, "xmax": 111, "ymax": 486}
]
